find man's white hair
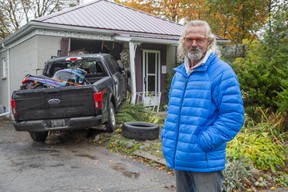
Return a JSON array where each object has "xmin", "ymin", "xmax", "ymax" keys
[{"xmin": 177, "ymin": 20, "xmax": 219, "ymax": 60}]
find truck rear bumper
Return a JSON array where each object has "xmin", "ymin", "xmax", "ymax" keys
[{"xmin": 13, "ymin": 115, "xmax": 103, "ymax": 132}]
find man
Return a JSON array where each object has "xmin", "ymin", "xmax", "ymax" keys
[{"xmin": 161, "ymin": 20, "xmax": 244, "ymax": 192}]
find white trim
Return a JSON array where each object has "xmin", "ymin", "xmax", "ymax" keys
[
  {"xmin": 129, "ymin": 42, "xmax": 139, "ymax": 104},
  {"xmin": 1, "ymin": 21, "xmax": 114, "ymax": 47},
  {"xmin": 36, "ymin": 29, "xmax": 113, "ymax": 40},
  {"xmin": 114, "ymin": 35, "xmax": 179, "ymax": 45},
  {"xmin": 1, "ymin": 29, "xmax": 113, "ymax": 52},
  {"xmin": 130, "ymin": 36, "xmax": 179, "ymax": 45}
]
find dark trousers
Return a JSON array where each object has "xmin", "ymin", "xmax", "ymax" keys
[{"xmin": 175, "ymin": 170, "xmax": 223, "ymax": 192}]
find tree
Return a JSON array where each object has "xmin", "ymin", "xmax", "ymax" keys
[
  {"xmin": 0, "ymin": 0, "xmax": 79, "ymax": 41},
  {"xmin": 114, "ymin": 0, "xmax": 158, "ymax": 16},
  {"xmin": 263, "ymin": 1, "xmax": 288, "ymax": 114},
  {"xmin": 231, "ymin": 2, "xmax": 288, "ymax": 121},
  {"xmin": 156, "ymin": 0, "xmax": 207, "ymax": 23},
  {"xmin": 203, "ymin": 0, "xmax": 273, "ymax": 58},
  {"xmin": 114, "ymin": 0, "xmax": 206, "ymax": 23}
]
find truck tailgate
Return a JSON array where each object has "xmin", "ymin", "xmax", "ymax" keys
[{"xmin": 12, "ymin": 85, "xmax": 97, "ymax": 121}]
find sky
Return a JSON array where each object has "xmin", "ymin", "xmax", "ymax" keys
[
  {"xmin": 82, "ymin": 0, "xmax": 116, "ymax": 4},
  {"xmin": 80, "ymin": 0, "xmax": 91, "ymax": 4},
  {"xmin": 82, "ymin": 0, "xmax": 97, "ymax": 4}
]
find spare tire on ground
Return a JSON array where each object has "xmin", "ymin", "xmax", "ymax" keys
[{"xmin": 122, "ymin": 121, "xmax": 160, "ymax": 141}]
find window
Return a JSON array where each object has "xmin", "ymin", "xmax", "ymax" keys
[
  {"xmin": 105, "ymin": 55, "xmax": 119, "ymax": 74},
  {"xmin": 1, "ymin": 58, "xmax": 7, "ymax": 79}
]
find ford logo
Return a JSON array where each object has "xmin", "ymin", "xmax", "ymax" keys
[{"xmin": 48, "ymin": 99, "xmax": 61, "ymax": 105}]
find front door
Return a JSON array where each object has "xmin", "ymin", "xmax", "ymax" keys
[{"xmin": 141, "ymin": 50, "xmax": 161, "ymax": 109}]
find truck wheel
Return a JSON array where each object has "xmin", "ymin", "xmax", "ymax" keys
[
  {"xmin": 122, "ymin": 122, "xmax": 159, "ymax": 141},
  {"xmin": 29, "ymin": 131, "xmax": 48, "ymax": 142},
  {"xmin": 106, "ymin": 104, "xmax": 116, "ymax": 132}
]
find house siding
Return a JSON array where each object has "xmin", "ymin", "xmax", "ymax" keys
[
  {"xmin": 10, "ymin": 37, "xmax": 35, "ymax": 91},
  {"xmin": 36, "ymin": 35, "xmax": 62, "ymax": 70},
  {"xmin": 10, "ymin": 35, "xmax": 61, "ymax": 89},
  {"xmin": 0, "ymin": 35, "xmax": 61, "ymax": 111}
]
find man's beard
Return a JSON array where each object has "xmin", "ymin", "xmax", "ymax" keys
[{"xmin": 186, "ymin": 48, "xmax": 203, "ymax": 63}]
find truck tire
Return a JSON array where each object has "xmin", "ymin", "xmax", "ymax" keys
[
  {"xmin": 106, "ymin": 104, "xmax": 116, "ymax": 132},
  {"xmin": 122, "ymin": 122, "xmax": 159, "ymax": 141},
  {"xmin": 29, "ymin": 131, "xmax": 48, "ymax": 142}
]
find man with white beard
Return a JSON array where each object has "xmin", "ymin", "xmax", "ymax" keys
[{"xmin": 161, "ymin": 20, "xmax": 244, "ymax": 192}]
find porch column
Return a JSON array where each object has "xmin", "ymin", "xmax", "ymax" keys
[{"xmin": 128, "ymin": 42, "xmax": 138, "ymax": 104}]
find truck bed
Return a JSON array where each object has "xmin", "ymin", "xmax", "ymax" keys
[{"xmin": 12, "ymin": 85, "xmax": 98, "ymax": 121}]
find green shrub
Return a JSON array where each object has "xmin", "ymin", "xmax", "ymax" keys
[
  {"xmin": 227, "ymin": 129, "xmax": 285, "ymax": 172},
  {"xmin": 274, "ymin": 173, "xmax": 288, "ymax": 188},
  {"xmin": 223, "ymin": 157, "xmax": 253, "ymax": 192},
  {"xmin": 228, "ymin": 109, "xmax": 287, "ymax": 173},
  {"xmin": 248, "ymin": 108, "xmax": 288, "ymax": 141},
  {"xmin": 116, "ymin": 103, "xmax": 163, "ymax": 125}
]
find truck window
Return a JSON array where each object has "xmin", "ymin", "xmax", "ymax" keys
[
  {"xmin": 105, "ymin": 56, "xmax": 120, "ymax": 74},
  {"xmin": 44, "ymin": 62, "xmax": 69, "ymax": 77},
  {"xmin": 95, "ymin": 62, "xmax": 105, "ymax": 74},
  {"xmin": 82, "ymin": 60, "xmax": 106, "ymax": 75}
]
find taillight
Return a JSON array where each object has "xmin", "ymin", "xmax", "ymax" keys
[
  {"xmin": 11, "ymin": 99, "xmax": 17, "ymax": 116},
  {"xmin": 22, "ymin": 76, "xmax": 29, "ymax": 84},
  {"xmin": 94, "ymin": 92, "xmax": 103, "ymax": 109}
]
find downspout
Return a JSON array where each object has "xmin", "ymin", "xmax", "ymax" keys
[
  {"xmin": 128, "ymin": 42, "xmax": 139, "ymax": 104},
  {"xmin": 0, "ymin": 42, "xmax": 10, "ymax": 117}
]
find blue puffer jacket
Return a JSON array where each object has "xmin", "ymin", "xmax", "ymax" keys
[{"xmin": 162, "ymin": 53, "xmax": 244, "ymax": 172}]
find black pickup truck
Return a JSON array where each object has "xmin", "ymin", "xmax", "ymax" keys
[{"xmin": 10, "ymin": 53, "xmax": 128, "ymax": 142}]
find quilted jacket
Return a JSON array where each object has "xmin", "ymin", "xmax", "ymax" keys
[{"xmin": 161, "ymin": 53, "xmax": 244, "ymax": 172}]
